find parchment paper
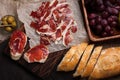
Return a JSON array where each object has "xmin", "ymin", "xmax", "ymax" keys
[
  {"xmin": 0, "ymin": 0, "xmax": 17, "ymax": 43},
  {"xmin": 17, "ymin": 0, "xmax": 88, "ymax": 53}
]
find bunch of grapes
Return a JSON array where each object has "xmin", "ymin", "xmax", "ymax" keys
[{"xmin": 85, "ymin": 0, "xmax": 120, "ymax": 37}]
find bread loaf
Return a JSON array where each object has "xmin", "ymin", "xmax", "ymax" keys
[
  {"xmin": 65, "ymin": 42, "xmax": 88, "ymax": 71},
  {"xmin": 89, "ymin": 47, "xmax": 120, "ymax": 80},
  {"xmin": 73, "ymin": 44, "xmax": 94, "ymax": 77},
  {"xmin": 57, "ymin": 46, "xmax": 78, "ymax": 71},
  {"xmin": 57, "ymin": 42, "xmax": 88, "ymax": 71},
  {"xmin": 81, "ymin": 46, "xmax": 102, "ymax": 77}
]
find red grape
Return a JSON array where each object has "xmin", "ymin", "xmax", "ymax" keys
[
  {"xmin": 95, "ymin": 24, "xmax": 103, "ymax": 34},
  {"xmin": 96, "ymin": 16, "xmax": 102, "ymax": 24},
  {"xmin": 105, "ymin": 25, "xmax": 111, "ymax": 33},
  {"xmin": 96, "ymin": 0, "xmax": 103, "ymax": 6},
  {"xmin": 109, "ymin": 30, "xmax": 114, "ymax": 36},
  {"xmin": 99, "ymin": 5, "xmax": 105, "ymax": 11},
  {"xmin": 88, "ymin": 13, "xmax": 97, "ymax": 20},
  {"xmin": 89, "ymin": 19, "xmax": 96, "ymax": 26},
  {"xmin": 107, "ymin": 17, "xmax": 113, "ymax": 24},
  {"xmin": 115, "ymin": 6, "xmax": 120, "ymax": 10},
  {"xmin": 107, "ymin": 7, "xmax": 118, "ymax": 15},
  {"xmin": 106, "ymin": 7, "xmax": 113, "ymax": 14},
  {"xmin": 101, "ymin": 19, "xmax": 108, "ymax": 27},
  {"xmin": 112, "ymin": 8, "xmax": 119, "ymax": 15},
  {"xmin": 110, "ymin": 16, "xmax": 118, "ymax": 21},
  {"xmin": 102, "ymin": 11, "xmax": 109, "ymax": 18},
  {"xmin": 104, "ymin": 1, "xmax": 114, "ymax": 7},
  {"xmin": 110, "ymin": 21, "xmax": 117, "ymax": 27},
  {"xmin": 101, "ymin": 31, "xmax": 108, "ymax": 37}
]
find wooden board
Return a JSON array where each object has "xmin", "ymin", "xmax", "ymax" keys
[
  {"xmin": 4, "ymin": 39, "xmax": 81, "ymax": 80},
  {"xmin": 3, "ymin": 38, "xmax": 120, "ymax": 80}
]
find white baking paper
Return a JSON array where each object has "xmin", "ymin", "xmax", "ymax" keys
[
  {"xmin": 0, "ymin": 0, "xmax": 17, "ymax": 42},
  {"xmin": 17, "ymin": 0, "xmax": 88, "ymax": 53}
]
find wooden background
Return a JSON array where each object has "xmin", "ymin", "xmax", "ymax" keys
[{"xmin": 1, "ymin": 0, "xmax": 120, "ymax": 80}]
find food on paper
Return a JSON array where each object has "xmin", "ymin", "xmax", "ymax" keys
[
  {"xmin": 81, "ymin": 46, "xmax": 102, "ymax": 77},
  {"xmin": 11, "ymin": 21, "xmax": 17, "ymax": 28},
  {"xmin": 1, "ymin": 16, "xmax": 8, "ymax": 21},
  {"xmin": 1, "ymin": 15, "xmax": 17, "ymax": 32},
  {"xmin": 9, "ymin": 30, "xmax": 27, "ymax": 60},
  {"xmin": 89, "ymin": 47, "xmax": 120, "ymax": 80},
  {"xmin": 30, "ymin": 0, "xmax": 77, "ymax": 46},
  {"xmin": 57, "ymin": 42, "xmax": 88, "ymax": 71},
  {"xmin": 14, "ymin": 0, "xmax": 87, "ymax": 64},
  {"xmin": 5, "ymin": 26, "xmax": 13, "ymax": 32},
  {"xmin": 17, "ymin": 0, "xmax": 87, "ymax": 54},
  {"xmin": 73, "ymin": 44, "xmax": 94, "ymax": 77},
  {"xmin": 24, "ymin": 44, "xmax": 49, "ymax": 63},
  {"xmin": 7, "ymin": 16, "xmax": 15, "ymax": 24}
]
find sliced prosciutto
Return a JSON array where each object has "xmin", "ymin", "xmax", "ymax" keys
[
  {"xmin": 24, "ymin": 44, "xmax": 49, "ymax": 63},
  {"xmin": 9, "ymin": 30, "xmax": 27, "ymax": 60},
  {"xmin": 30, "ymin": 0, "xmax": 78, "ymax": 46}
]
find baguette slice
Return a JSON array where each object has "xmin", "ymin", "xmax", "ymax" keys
[
  {"xmin": 89, "ymin": 47, "xmax": 120, "ymax": 80},
  {"xmin": 57, "ymin": 46, "xmax": 78, "ymax": 71},
  {"xmin": 81, "ymin": 46, "xmax": 102, "ymax": 77},
  {"xmin": 73, "ymin": 44, "xmax": 94, "ymax": 77},
  {"xmin": 65, "ymin": 42, "xmax": 88, "ymax": 71},
  {"xmin": 57, "ymin": 42, "xmax": 88, "ymax": 71}
]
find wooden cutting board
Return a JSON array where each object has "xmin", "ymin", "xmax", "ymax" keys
[
  {"xmin": 4, "ymin": 39, "xmax": 83, "ymax": 80},
  {"xmin": 3, "ymin": 38, "xmax": 120, "ymax": 80}
]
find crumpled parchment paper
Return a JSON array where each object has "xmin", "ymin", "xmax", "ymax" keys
[
  {"xmin": 0, "ymin": 0, "xmax": 18, "ymax": 43},
  {"xmin": 0, "ymin": 0, "xmax": 88, "ymax": 53},
  {"xmin": 17, "ymin": 0, "xmax": 88, "ymax": 53}
]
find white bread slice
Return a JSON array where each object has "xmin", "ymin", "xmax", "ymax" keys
[
  {"xmin": 73, "ymin": 44, "xmax": 94, "ymax": 77},
  {"xmin": 57, "ymin": 45, "xmax": 78, "ymax": 71},
  {"xmin": 57, "ymin": 42, "xmax": 88, "ymax": 71},
  {"xmin": 81, "ymin": 46, "xmax": 102, "ymax": 77},
  {"xmin": 64, "ymin": 42, "xmax": 88, "ymax": 71},
  {"xmin": 89, "ymin": 47, "xmax": 120, "ymax": 80}
]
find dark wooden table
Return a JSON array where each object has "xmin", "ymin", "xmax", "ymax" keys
[
  {"xmin": 0, "ymin": 40, "xmax": 43, "ymax": 80},
  {"xmin": 1, "ymin": 39, "xmax": 120, "ymax": 80}
]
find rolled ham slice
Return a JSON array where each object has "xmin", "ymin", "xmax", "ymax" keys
[{"xmin": 9, "ymin": 30, "xmax": 27, "ymax": 60}]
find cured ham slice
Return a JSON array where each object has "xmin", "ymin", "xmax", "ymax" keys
[
  {"xmin": 9, "ymin": 30, "xmax": 27, "ymax": 60},
  {"xmin": 24, "ymin": 44, "xmax": 49, "ymax": 63},
  {"xmin": 30, "ymin": 0, "xmax": 78, "ymax": 46},
  {"xmin": 63, "ymin": 30, "xmax": 73, "ymax": 46}
]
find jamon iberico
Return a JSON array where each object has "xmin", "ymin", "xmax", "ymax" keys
[
  {"xmin": 9, "ymin": 30, "xmax": 27, "ymax": 60},
  {"xmin": 24, "ymin": 44, "xmax": 49, "ymax": 63},
  {"xmin": 30, "ymin": 0, "xmax": 78, "ymax": 46}
]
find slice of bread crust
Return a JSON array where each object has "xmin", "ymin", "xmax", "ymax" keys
[
  {"xmin": 65, "ymin": 42, "xmax": 88, "ymax": 71},
  {"xmin": 73, "ymin": 44, "xmax": 94, "ymax": 77},
  {"xmin": 57, "ymin": 46, "xmax": 78, "ymax": 71},
  {"xmin": 81, "ymin": 46, "xmax": 102, "ymax": 77},
  {"xmin": 89, "ymin": 47, "xmax": 120, "ymax": 80},
  {"xmin": 57, "ymin": 42, "xmax": 88, "ymax": 71}
]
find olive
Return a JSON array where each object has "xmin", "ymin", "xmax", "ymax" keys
[
  {"xmin": 5, "ymin": 26, "xmax": 13, "ymax": 32},
  {"xmin": 1, "ymin": 16, "xmax": 8, "ymax": 21},
  {"xmin": 2, "ymin": 20, "xmax": 8, "ymax": 25},
  {"xmin": 7, "ymin": 16, "xmax": 15, "ymax": 24},
  {"xmin": 11, "ymin": 21, "xmax": 17, "ymax": 28}
]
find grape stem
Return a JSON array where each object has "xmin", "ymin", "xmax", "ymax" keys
[{"xmin": 0, "ymin": 25, "xmax": 12, "ymax": 28}]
